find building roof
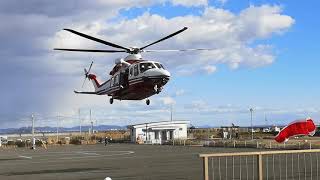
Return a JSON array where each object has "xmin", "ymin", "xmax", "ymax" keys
[{"xmin": 128, "ymin": 120, "xmax": 190, "ymax": 129}]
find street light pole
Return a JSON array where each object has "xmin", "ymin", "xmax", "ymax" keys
[
  {"xmin": 250, "ymin": 108, "xmax": 254, "ymax": 140},
  {"xmin": 32, "ymin": 113, "xmax": 35, "ymax": 149},
  {"xmin": 79, "ymin": 108, "xmax": 81, "ymax": 136},
  {"xmin": 56, "ymin": 115, "xmax": 59, "ymax": 143},
  {"xmin": 170, "ymin": 104, "xmax": 173, "ymax": 122}
]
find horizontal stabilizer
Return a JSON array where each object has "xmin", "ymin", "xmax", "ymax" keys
[{"xmin": 74, "ymin": 90, "xmax": 97, "ymax": 94}]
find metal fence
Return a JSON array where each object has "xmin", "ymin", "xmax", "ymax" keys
[
  {"xmin": 199, "ymin": 149, "xmax": 320, "ymax": 180},
  {"xmin": 167, "ymin": 139, "xmax": 320, "ymax": 150}
]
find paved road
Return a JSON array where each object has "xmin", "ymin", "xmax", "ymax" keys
[{"xmin": 0, "ymin": 144, "xmax": 258, "ymax": 180}]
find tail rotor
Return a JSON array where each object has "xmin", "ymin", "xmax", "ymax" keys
[{"xmin": 82, "ymin": 61, "xmax": 93, "ymax": 88}]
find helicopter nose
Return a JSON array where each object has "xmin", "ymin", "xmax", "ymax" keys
[
  {"xmin": 146, "ymin": 68, "xmax": 170, "ymax": 78},
  {"xmin": 161, "ymin": 69, "xmax": 170, "ymax": 78}
]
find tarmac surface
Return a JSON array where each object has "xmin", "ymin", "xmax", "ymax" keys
[
  {"xmin": 1, "ymin": 144, "xmax": 319, "ymax": 180},
  {"xmin": 0, "ymin": 144, "xmax": 258, "ymax": 180}
]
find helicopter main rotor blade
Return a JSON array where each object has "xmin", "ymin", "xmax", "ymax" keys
[
  {"xmin": 63, "ymin": 29, "xmax": 130, "ymax": 52},
  {"xmin": 139, "ymin": 27, "xmax": 188, "ymax": 50},
  {"xmin": 54, "ymin": 48, "xmax": 126, "ymax": 53},
  {"xmin": 143, "ymin": 48, "xmax": 216, "ymax": 52}
]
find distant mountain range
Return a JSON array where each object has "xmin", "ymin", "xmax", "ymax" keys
[{"xmin": 0, "ymin": 125, "xmax": 126, "ymax": 134}]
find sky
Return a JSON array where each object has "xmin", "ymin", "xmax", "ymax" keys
[{"xmin": 0, "ymin": 0, "xmax": 320, "ymax": 128}]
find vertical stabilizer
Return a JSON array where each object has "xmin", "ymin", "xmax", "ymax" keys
[{"xmin": 88, "ymin": 74, "xmax": 100, "ymax": 91}]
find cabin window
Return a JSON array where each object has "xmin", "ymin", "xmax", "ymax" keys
[
  {"xmin": 129, "ymin": 67, "xmax": 133, "ymax": 77},
  {"xmin": 112, "ymin": 75, "xmax": 117, "ymax": 86},
  {"xmin": 134, "ymin": 65, "xmax": 139, "ymax": 76},
  {"xmin": 140, "ymin": 63, "xmax": 155, "ymax": 73},
  {"xmin": 110, "ymin": 78, "xmax": 114, "ymax": 86},
  {"xmin": 114, "ymin": 74, "xmax": 119, "ymax": 86}
]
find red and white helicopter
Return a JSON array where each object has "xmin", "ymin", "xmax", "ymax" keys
[{"xmin": 54, "ymin": 27, "xmax": 212, "ymax": 105}]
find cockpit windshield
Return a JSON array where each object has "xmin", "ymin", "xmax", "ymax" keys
[
  {"xmin": 140, "ymin": 63, "xmax": 155, "ymax": 73},
  {"xmin": 155, "ymin": 63, "xmax": 165, "ymax": 69}
]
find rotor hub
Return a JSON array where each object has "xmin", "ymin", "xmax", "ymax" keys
[
  {"xmin": 128, "ymin": 47, "xmax": 141, "ymax": 54},
  {"xmin": 124, "ymin": 54, "xmax": 143, "ymax": 61}
]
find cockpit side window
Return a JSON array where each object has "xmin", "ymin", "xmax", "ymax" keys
[
  {"xmin": 134, "ymin": 64, "xmax": 139, "ymax": 76},
  {"xmin": 155, "ymin": 63, "xmax": 161, "ymax": 69},
  {"xmin": 140, "ymin": 63, "xmax": 155, "ymax": 73}
]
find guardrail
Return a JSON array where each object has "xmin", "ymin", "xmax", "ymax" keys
[{"xmin": 199, "ymin": 149, "xmax": 320, "ymax": 180}]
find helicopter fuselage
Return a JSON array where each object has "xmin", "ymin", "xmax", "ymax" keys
[{"xmin": 83, "ymin": 59, "xmax": 170, "ymax": 103}]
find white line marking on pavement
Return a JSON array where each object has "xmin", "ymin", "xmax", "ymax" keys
[
  {"xmin": 76, "ymin": 152, "xmax": 101, "ymax": 156},
  {"xmin": 19, "ymin": 155, "xmax": 32, "ymax": 159},
  {"xmin": 59, "ymin": 151, "xmax": 135, "ymax": 160}
]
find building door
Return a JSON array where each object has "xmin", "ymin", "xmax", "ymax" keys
[
  {"xmin": 169, "ymin": 131, "xmax": 174, "ymax": 140},
  {"xmin": 161, "ymin": 131, "xmax": 167, "ymax": 140},
  {"xmin": 155, "ymin": 131, "xmax": 159, "ymax": 140}
]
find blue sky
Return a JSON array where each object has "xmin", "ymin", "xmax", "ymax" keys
[{"xmin": 0, "ymin": 0, "xmax": 319, "ymax": 128}]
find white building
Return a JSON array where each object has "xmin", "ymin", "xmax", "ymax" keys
[{"xmin": 128, "ymin": 120, "xmax": 189, "ymax": 144}]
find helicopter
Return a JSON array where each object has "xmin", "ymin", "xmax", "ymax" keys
[{"xmin": 54, "ymin": 27, "xmax": 213, "ymax": 105}]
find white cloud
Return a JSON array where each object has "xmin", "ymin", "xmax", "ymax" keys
[
  {"xmin": 159, "ymin": 96, "xmax": 176, "ymax": 105},
  {"xmin": 236, "ymin": 5, "xmax": 295, "ymax": 40},
  {"xmin": 175, "ymin": 89, "xmax": 185, "ymax": 96},
  {"xmin": 216, "ymin": 0, "xmax": 228, "ymax": 5},
  {"xmin": 203, "ymin": 65, "xmax": 217, "ymax": 74},
  {"xmin": 171, "ymin": 0, "xmax": 208, "ymax": 7},
  {"xmin": 51, "ymin": 5, "xmax": 293, "ymax": 75}
]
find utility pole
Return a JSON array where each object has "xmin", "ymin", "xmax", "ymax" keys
[
  {"xmin": 91, "ymin": 121, "xmax": 94, "ymax": 134},
  {"xmin": 79, "ymin": 108, "xmax": 81, "ymax": 136},
  {"xmin": 32, "ymin": 113, "xmax": 35, "ymax": 149},
  {"xmin": 265, "ymin": 113, "xmax": 268, "ymax": 126},
  {"xmin": 170, "ymin": 104, "xmax": 173, "ymax": 121},
  {"xmin": 56, "ymin": 114, "xmax": 59, "ymax": 143},
  {"xmin": 250, "ymin": 108, "xmax": 254, "ymax": 140},
  {"xmin": 96, "ymin": 119, "xmax": 98, "ymax": 132},
  {"xmin": 90, "ymin": 109, "xmax": 93, "ymax": 134},
  {"xmin": 145, "ymin": 123, "xmax": 148, "ymax": 141}
]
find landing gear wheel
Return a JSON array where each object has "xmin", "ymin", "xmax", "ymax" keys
[
  {"xmin": 146, "ymin": 99, "xmax": 150, "ymax": 105},
  {"xmin": 109, "ymin": 98, "xmax": 114, "ymax": 104}
]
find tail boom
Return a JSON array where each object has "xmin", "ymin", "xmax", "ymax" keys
[{"xmin": 88, "ymin": 74, "xmax": 101, "ymax": 91}]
